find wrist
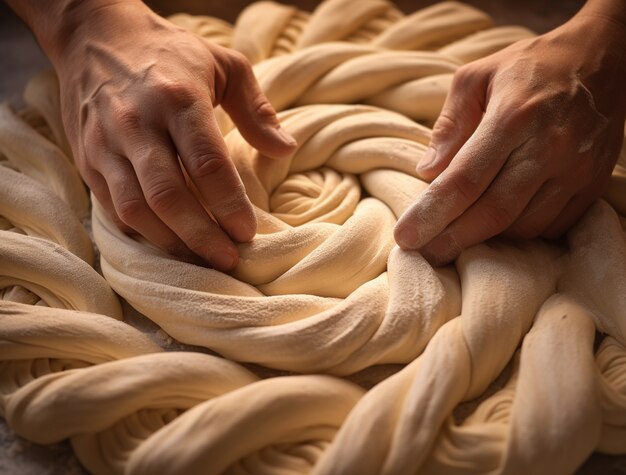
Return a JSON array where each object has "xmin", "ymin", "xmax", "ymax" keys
[
  {"xmin": 5, "ymin": 0, "xmax": 146, "ymax": 65},
  {"xmin": 572, "ymin": 0, "xmax": 626, "ymax": 53},
  {"xmin": 578, "ymin": 0, "xmax": 626, "ymax": 29},
  {"xmin": 560, "ymin": 3, "xmax": 626, "ymax": 112}
]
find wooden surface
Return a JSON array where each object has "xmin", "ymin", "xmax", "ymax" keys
[{"xmin": 1, "ymin": 1, "xmax": 626, "ymax": 474}]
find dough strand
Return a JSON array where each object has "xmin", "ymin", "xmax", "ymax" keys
[{"xmin": 1, "ymin": 1, "xmax": 626, "ymax": 473}]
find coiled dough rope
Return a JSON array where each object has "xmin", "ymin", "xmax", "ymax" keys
[
  {"xmin": 0, "ymin": 99, "xmax": 117, "ymax": 314},
  {"xmin": 1, "ymin": 303, "xmax": 365, "ymax": 474},
  {"xmin": 172, "ymin": 0, "xmax": 536, "ymax": 130},
  {"xmin": 3, "ymin": 206, "xmax": 626, "ymax": 474},
  {"xmin": 313, "ymin": 200, "xmax": 626, "ymax": 475},
  {"xmin": 170, "ymin": 1, "xmax": 535, "ymax": 65},
  {"xmin": 253, "ymin": 44, "xmax": 459, "ymax": 124},
  {"xmin": 94, "ymin": 104, "xmax": 462, "ymax": 374},
  {"xmin": 1, "ymin": 0, "xmax": 626, "ymax": 474}
]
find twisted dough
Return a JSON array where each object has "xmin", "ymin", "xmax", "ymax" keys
[
  {"xmin": 0, "ymin": 103, "xmax": 88, "ymax": 219},
  {"xmin": 0, "ymin": 164, "xmax": 92, "ymax": 263},
  {"xmin": 1, "ymin": 1, "xmax": 626, "ymax": 474},
  {"xmin": 3, "ymin": 204, "xmax": 626, "ymax": 474},
  {"xmin": 171, "ymin": 1, "xmax": 534, "ymax": 65},
  {"xmin": 93, "ymin": 104, "xmax": 461, "ymax": 374},
  {"xmin": 172, "ymin": 0, "xmax": 535, "ymax": 130}
]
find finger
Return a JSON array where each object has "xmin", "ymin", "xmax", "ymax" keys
[
  {"xmin": 170, "ymin": 102, "xmax": 257, "ymax": 244},
  {"xmin": 542, "ymin": 191, "xmax": 601, "ymax": 239},
  {"xmin": 417, "ymin": 64, "xmax": 489, "ymax": 181},
  {"xmin": 219, "ymin": 51, "xmax": 297, "ymax": 158},
  {"xmin": 419, "ymin": 145, "xmax": 545, "ymax": 265},
  {"xmin": 76, "ymin": 111, "xmax": 132, "ymax": 233},
  {"xmin": 505, "ymin": 179, "xmax": 574, "ymax": 239},
  {"xmin": 394, "ymin": 113, "xmax": 523, "ymax": 251},
  {"xmin": 542, "ymin": 147, "xmax": 615, "ymax": 239},
  {"xmin": 94, "ymin": 152, "xmax": 194, "ymax": 258},
  {"xmin": 124, "ymin": 132, "xmax": 239, "ymax": 271},
  {"xmin": 81, "ymin": 165, "xmax": 133, "ymax": 233}
]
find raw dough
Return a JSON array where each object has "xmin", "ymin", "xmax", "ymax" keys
[{"xmin": 1, "ymin": 1, "xmax": 625, "ymax": 474}]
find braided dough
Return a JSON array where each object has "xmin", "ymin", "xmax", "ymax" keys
[{"xmin": 1, "ymin": 1, "xmax": 626, "ymax": 474}]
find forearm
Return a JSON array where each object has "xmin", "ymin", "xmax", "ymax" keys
[
  {"xmin": 573, "ymin": 0, "xmax": 626, "ymax": 54},
  {"xmin": 4, "ymin": 0, "xmax": 143, "ymax": 64},
  {"xmin": 578, "ymin": 0, "xmax": 626, "ymax": 28},
  {"xmin": 553, "ymin": 0, "xmax": 626, "ymax": 114}
]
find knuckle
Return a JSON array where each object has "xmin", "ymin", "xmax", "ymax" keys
[
  {"xmin": 187, "ymin": 152, "xmax": 229, "ymax": 178},
  {"xmin": 225, "ymin": 51, "xmax": 257, "ymax": 86},
  {"xmin": 183, "ymin": 234, "xmax": 206, "ymax": 253},
  {"xmin": 451, "ymin": 65, "xmax": 475, "ymax": 89},
  {"xmin": 227, "ymin": 50, "xmax": 252, "ymax": 74},
  {"xmin": 450, "ymin": 62, "xmax": 487, "ymax": 96},
  {"xmin": 128, "ymin": 144, "xmax": 159, "ymax": 168},
  {"xmin": 155, "ymin": 79, "xmax": 196, "ymax": 108},
  {"xmin": 497, "ymin": 101, "xmax": 535, "ymax": 130},
  {"xmin": 83, "ymin": 114, "xmax": 107, "ymax": 146},
  {"xmin": 113, "ymin": 106, "xmax": 142, "ymax": 132},
  {"xmin": 252, "ymin": 97, "xmax": 277, "ymax": 121},
  {"xmin": 116, "ymin": 195, "xmax": 147, "ymax": 224},
  {"xmin": 477, "ymin": 202, "xmax": 515, "ymax": 232},
  {"xmin": 444, "ymin": 172, "xmax": 481, "ymax": 203},
  {"xmin": 145, "ymin": 181, "xmax": 180, "ymax": 213},
  {"xmin": 432, "ymin": 113, "xmax": 458, "ymax": 143}
]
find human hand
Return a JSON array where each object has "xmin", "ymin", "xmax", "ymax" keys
[
  {"xmin": 394, "ymin": 0, "xmax": 626, "ymax": 266},
  {"xmin": 37, "ymin": 0, "xmax": 296, "ymax": 271}
]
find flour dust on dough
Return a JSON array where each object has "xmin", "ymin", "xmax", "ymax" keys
[{"xmin": 1, "ymin": 1, "xmax": 626, "ymax": 474}]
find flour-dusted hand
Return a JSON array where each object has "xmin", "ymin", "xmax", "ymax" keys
[
  {"xmin": 7, "ymin": 0, "xmax": 297, "ymax": 271},
  {"xmin": 394, "ymin": 0, "xmax": 626, "ymax": 265}
]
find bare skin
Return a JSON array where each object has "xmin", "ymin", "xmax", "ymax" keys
[
  {"xmin": 6, "ymin": 0, "xmax": 297, "ymax": 271},
  {"xmin": 394, "ymin": 0, "xmax": 626, "ymax": 265}
]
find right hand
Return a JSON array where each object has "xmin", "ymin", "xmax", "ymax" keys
[
  {"xmin": 50, "ymin": 1, "xmax": 297, "ymax": 271},
  {"xmin": 394, "ymin": 0, "xmax": 626, "ymax": 265}
]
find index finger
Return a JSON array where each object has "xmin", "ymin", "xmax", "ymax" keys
[
  {"xmin": 394, "ymin": 114, "xmax": 523, "ymax": 250},
  {"xmin": 170, "ymin": 101, "xmax": 257, "ymax": 244}
]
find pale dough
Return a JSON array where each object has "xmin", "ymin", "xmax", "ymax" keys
[{"xmin": 1, "ymin": 1, "xmax": 626, "ymax": 474}]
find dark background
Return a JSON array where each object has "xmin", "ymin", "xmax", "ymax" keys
[
  {"xmin": 1, "ymin": 0, "xmax": 585, "ymax": 107},
  {"xmin": 1, "ymin": 1, "xmax": 625, "ymax": 474}
]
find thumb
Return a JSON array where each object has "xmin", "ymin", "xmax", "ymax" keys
[
  {"xmin": 219, "ymin": 52, "xmax": 297, "ymax": 158},
  {"xmin": 418, "ymin": 65, "xmax": 487, "ymax": 181}
]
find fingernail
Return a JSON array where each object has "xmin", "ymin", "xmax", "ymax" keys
[
  {"xmin": 231, "ymin": 220, "xmax": 255, "ymax": 243},
  {"xmin": 395, "ymin": 225, "xmax": 420, "ymax": 249},
  {"xmin": 210, "ymin": 250, "xmax": 237, "ymax": 271},
  {"xmin": 276, "ymin": 126, "xmax": 297, "ymax": 147},
  {"xmin": 417, "ymin": 146, "xmax": 437, "ymax": 171}
]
